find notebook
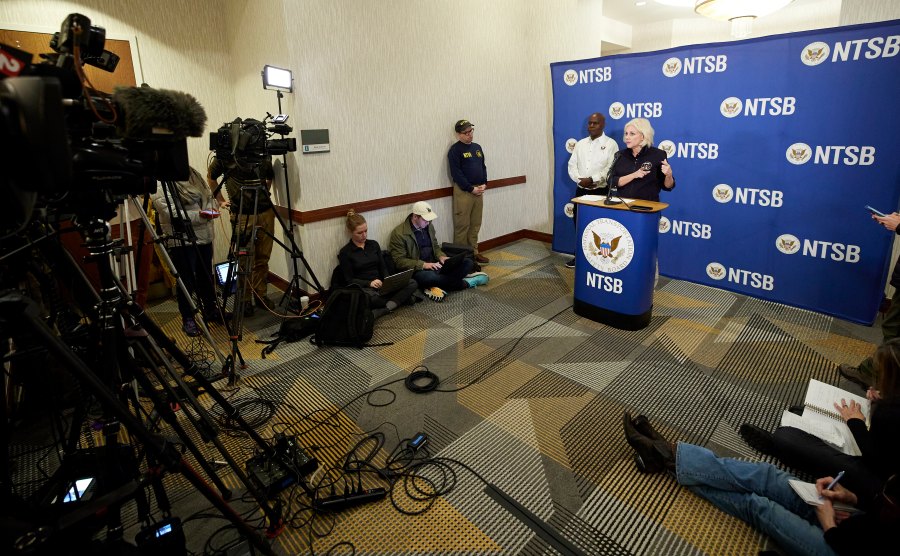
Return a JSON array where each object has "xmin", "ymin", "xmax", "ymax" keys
[
  {"xmin": 438, "ymin": 252, "xmax": 467, "ymax": 274},
  {"xmin": 788, "ymin": 480, "xmax": 857, "ymax": 513},
  {"xmin": 379, "ymin": 269, "xmax": 414, "ymax": 295},
  {"xmin": 780, "ymin": 379, "xmax": 870, "ymax": 456}
]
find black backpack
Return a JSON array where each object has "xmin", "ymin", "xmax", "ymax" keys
[
  {"xmin": 257, "ymin": 312, "xmax": 321, "ymax": 357},
  {"xmin": 311, "ymin": 285, "xmax": 375, "ymax": 348}
]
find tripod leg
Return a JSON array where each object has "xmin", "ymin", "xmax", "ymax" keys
[
  {"xmin": 1, "ymin": 292, "xmax": 278, "ymax": 554},
  {"xmin": 124, "ymin": 340, "xmax": 233, "ymax": 500}
]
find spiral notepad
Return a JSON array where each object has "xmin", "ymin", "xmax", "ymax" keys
[{"xmin": 803, "ymin": 379, "xmax": 870, "ymax": 424}]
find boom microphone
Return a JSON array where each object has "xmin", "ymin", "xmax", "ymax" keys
[{"xmin": 112, "ymin": 84, "xmax": 206, "ymax": 140}]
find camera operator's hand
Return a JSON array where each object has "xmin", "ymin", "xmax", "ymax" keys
[{"xmin": 219, "ymin": 199, "xmax": 231, "ymax": 211}]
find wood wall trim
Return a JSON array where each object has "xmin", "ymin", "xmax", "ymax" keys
[{"xmin": 275, "ymin": 175, "xmax": 526, "ymax": 225}]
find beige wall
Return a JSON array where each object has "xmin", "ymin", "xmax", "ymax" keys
[
  {"xmin": 3, "ymin": 0, "xmax": 897, "ymax": 293},
  {"xmin": 221, "ymin": 0, "xmax": 611, "ymax": 286}
]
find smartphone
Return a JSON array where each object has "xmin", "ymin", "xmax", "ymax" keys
[{"xmin": 865, "ymin": 205, "xmax": 886, "ymax": 217}]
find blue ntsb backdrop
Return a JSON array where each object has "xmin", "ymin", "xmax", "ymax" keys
[{"xmin": 551, "ymin": 20, "xmax": 900, "ymax": 325}]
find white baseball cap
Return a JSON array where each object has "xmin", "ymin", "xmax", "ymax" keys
[{"xmin": 411, "ymin": 201, "xmax": 438, "ymax": 221}]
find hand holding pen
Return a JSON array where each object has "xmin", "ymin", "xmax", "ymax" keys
[
  {"xmin": 815, "ymin": 472, "xmax": 857, "ymax": 506},
  {"xmin": 819, "ymin": 470, "xmax": 845, "ymax": 499}
]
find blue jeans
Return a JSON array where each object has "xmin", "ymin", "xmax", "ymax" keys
[
  {"xmin": 413, "ymin": 258, "xmax": 474, "ymax": 292},
  {"xmin": 676, "ymin": 443, "xmax": 837, "ymax": 556}
]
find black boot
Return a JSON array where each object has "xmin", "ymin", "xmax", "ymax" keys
[
  {"xmin": 739, "ymin": 424, "xmax": 776, "ymax": 456},
  {"xmin": 632, "ymin": 414, "xmax": 676, "ymax": 471},
  {"xmin": 623, "ymin": 412, "xmax": 665, "ymax": 473}
]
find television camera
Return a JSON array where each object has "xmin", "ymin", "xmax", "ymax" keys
[
  {"xmin": 0, "ymin": 12, "xmax": 206, "ymax": 229},
  {"xmin": 209, "ymin": 114, "xmax": 297, "ymax": 164}
]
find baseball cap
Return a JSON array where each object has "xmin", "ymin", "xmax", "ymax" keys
[
  {"xmin": 454, "ymin": 119, "xmax": 474, "ymax": 133},
  {"xmin": 411, "ymin": 201, "xmax": 438, "ymax": 221}
]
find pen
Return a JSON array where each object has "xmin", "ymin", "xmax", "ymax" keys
[{"xmin": 820, "ymin": 470, "xmax": 845, "ymax": 500}]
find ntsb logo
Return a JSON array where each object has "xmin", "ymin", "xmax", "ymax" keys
[
  {"xmin": 658, "ymin": 139, "xmax": 718, "ymax": 159},
  {"xmin": 609, "ymin": 102, "xmax": 625, "ymax": 120},
  {"xmin": 608, "ymin": 100, "xmax": 662, "ymax": 120},
  {"xmin": 775, "ymin": 234, "xmax": 801, "ymax": 254},
  {"xmin": 713, "ymin": 183, "xmax": 783, "ymax": 207},
  {"xmin": 776, "ymin": 233, "xmax": 860, "ymax": 263},
  {"xmin": 659, "ymin": 216, "xmax": 711, "ymax": 239},
  {"xmin": 801, "ymin": 41, "xmax": 830, "ymax": 66},
  {"xmin": 663, "ymin": 54, "xmax": 727, "ymax": 77},
  {"xmin": 565, "ymin": 138, "xmax": 577, "ymax": 154},
  {"xmin": 786, "ymin": 143, "xmax": 812, "ymax": 165},
  {"xmin": 720, "ymin": 97, "xmax": 742, "ymax": 118},
  {"xmin": 720, "ymin": 96, "xmax": 796, "ymax": 117},
  {"xmin": 802, "ymin": 36, "xmax": 900, "ymax": 65},
  {"xmin": 707, "ymin": 262, "xmax": 774, "ymax": 291},
  {"xmin": 581, "ymin": 218, "xmax": 634, "ymax": 274},
  {"xmin": 563, "ymin": 66, "xmax": 612, "ymax": 86},
  {"xmin": 786, "ymin": 142, "xmax": 875, "ymax": 166},
  {"xmin": 712, "ymin": 184, "xmax": 733, "ymax": 203}
]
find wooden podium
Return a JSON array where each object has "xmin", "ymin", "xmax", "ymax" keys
[{"xmin": 571, "ymin": 197, "xmax": 668, "ymax": 330}]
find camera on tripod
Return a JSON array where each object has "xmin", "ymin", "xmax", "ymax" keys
[
  {"xmin": 0, "ymin": 12, "xmax": 206, "ymax": 228},
  {"xmin": 209, "ymin": 115, "xmax": 297, "ymax": 164}
]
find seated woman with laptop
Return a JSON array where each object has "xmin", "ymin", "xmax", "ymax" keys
[{"xmin": 338, "ymin": 210, "xmax": 418, "ymax": 318}]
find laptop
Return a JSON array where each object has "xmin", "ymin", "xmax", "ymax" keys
[
  {"xmin": 439, "ymin": 251, "xmax": 467, "ymax": 274},
  {"xmin": 214, "ymin": 261, "xmax": 237, "ymax": 292},
  {"xmin": 380, "ymin": 268, "xmax": 415, "ymax": 295}
]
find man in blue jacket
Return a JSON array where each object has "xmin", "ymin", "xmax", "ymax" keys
[{"xmin": 448, "ymin": 119, "xmax": 489, "ymax": 265}]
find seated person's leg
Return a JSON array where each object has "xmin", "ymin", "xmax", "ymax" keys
[
  {"xmin": 675, "ymin": 443, "xmax": 832, "ymax": 556},
  {"xmin": 773, "ymin": 426, "xmax": 882, "ymax": 502},
  {"xmin": 412, "ymin": 269, "xmax": 441, "ymax": 290},
  {"xmin": 432, "ymin": 258, "xmax": 475, "ymax": 292},
  {"xmin": 387, "ymin": 279, "xmax": 418, "ymax": 307}
]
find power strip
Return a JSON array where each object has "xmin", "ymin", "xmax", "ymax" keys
[{"xmin": 313, "ymin": 487, "xmax": 387, "ymax": 512}]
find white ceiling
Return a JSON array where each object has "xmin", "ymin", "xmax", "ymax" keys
[{"xmin": 601, "ymin": 0, "xmax": 821, "ymax": 26}]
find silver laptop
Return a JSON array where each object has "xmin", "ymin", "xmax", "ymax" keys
[{"xmin": 380, "ymin": 268, "xmax": 415, "ymax": 295}]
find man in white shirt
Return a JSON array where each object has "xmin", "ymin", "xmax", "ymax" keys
[{"xmin": 566, "ymin": 112, "xmax": 619, "ymax": 268}]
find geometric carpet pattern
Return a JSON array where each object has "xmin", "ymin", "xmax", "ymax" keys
[{"xmin": 136, "ymin": 239, "xmax": 880, "ymax": 555}]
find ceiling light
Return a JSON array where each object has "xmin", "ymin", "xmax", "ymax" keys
[
  {"xmin": 654, "ymin": 0, "xmax": 695, "ymax": 7},
  {"xmin": 695, "ymin": 0, "xmax": 794, "ymax": 38}
]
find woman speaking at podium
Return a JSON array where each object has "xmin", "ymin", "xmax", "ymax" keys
[{"xmin": 608, "ymin": 118, "xmax": 675, "ymax": 202}]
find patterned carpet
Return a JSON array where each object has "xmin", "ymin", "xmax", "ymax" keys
[{"xmin": 136, "ymin": 239, "xmax": 881, "ymax": 554}]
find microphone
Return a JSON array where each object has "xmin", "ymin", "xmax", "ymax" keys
[
  {"xmin": 112, "ymin": 84, "xmax": 207, "ymax": 140},
  {"xmin": 604, "ymin": 152, "xmax": 622, "ymax": 206}
]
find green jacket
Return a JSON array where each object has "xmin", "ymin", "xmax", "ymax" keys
[{"xmin": 388, "ymin": 215, "xmax": 445, "ymax": 271}]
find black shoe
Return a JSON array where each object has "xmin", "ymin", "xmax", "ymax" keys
[
  {"xmin": 787, "ymin": 404, "xmax": 804, "ymax": 416},
  {"xmin": 632, "ymin": 414, "xmax": 676, "ymax": 470},
  {"xmin": 565, "ymin": 258, "xmax": 576, "ymax": 269},
  {"xmin": 739, "ymin": 424, "xmax": 776, "ymax": 456},
  {"xmin": 838, "ymin": 364, "xmax": 874, "ymax": 389},
  {"xmin": 623, "ymin": 412, "xmax": 665, "ymax": 473}
]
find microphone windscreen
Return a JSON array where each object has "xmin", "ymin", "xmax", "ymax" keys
[{"xmin": 112, "ymin": 85, "xmax": 206, "ymax": 139}]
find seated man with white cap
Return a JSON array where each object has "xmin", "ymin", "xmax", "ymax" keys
[{"xmin": 388, "ymin": 201, "xmax": 488, "ymax": 302}]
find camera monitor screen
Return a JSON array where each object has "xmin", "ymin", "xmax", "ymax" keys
[{"xmin": 214, "ymin": 261, "xmax": 237, "ymax": 293}]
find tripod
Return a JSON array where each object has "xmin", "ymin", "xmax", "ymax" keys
[
  {"xmin": 128, "ymin": 187, "xmax": 228, "ymax": 367},
  {"xmin": 266, "ymin": 95, "xmax": 324, "ymax": 312},
  {"xmin": 1, "ymin": 214, "xmax": 300, "ymax": 552}
]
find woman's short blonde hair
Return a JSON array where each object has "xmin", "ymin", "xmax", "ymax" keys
[{"xmin": 624, "ymin": 118, "xmax": 655, "ymax": 148}]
